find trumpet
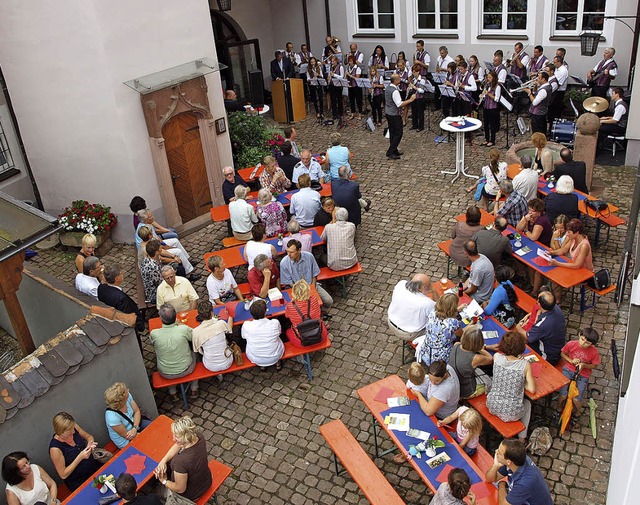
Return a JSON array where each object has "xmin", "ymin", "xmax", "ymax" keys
[{"xmin": 512, "ymin": 78, "xmax": 537, "ymax": 92}]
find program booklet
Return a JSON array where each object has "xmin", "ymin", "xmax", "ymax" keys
[
  {"xmin": 384, "ymin": 413, "xmax": 410, "ymax": 431},
  {"xmin": 406, "ymin": 428, "xmax": 431, "ymax": 441},
  {"xmin": 387, "ymin": 396, "xmax": 410, "ymax": 407},
  {"xmin": 482, "ymin": 331, "xmax": 499, "ymax": 340},
  {"xmin": 267, "ymin": 288, "xmax": 283, "ymax": 302},
  {"xmin": 460, "ymin": 299, "xmax": 483, "ymax": 323}
]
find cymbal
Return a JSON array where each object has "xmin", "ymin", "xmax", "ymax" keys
[{"xmin": 583, "ymin": 96, "xmax": 609, "ymax": 113}]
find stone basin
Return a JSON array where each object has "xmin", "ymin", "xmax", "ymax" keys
[{"xmin": 505, "ymin": 140, "xmax": 565, "ymax": 166}]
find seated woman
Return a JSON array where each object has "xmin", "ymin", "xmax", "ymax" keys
[
  {"xmin": 103, "ymin": 382, "xmax": 152, "ymax": 450},
  {"xmin": 49, "ymin": 412, "xmax": 101, "ymax": 492},
  {"xmin": 241, "ymin": 299, "xmax": 284, "ymax": 371},
  {"xmin": 285, "ymin": 279, "xmax": 328, "ymax": 348},
  {"xmin": 137, "ymin": 226, "xmax": 185, "ymax": 276},
  {"xmin": 467, "ymin": 148, "xmax": 507, "ymax": 210},
  {"xmin": 192, "ymin": 300, "xmax": 234, "ymax": 372},
  {"xmin": 450, "ymin": 206, "xmax": 484, "ymax": 268},
  {"xmin": 139, "ymin": 240, "xmax": 164, "ymax": 304},
  {"xmin": 486, "ymin": 331, "xmax": 536, "ymax": 440},
  {"xmin": 154, "ymin": 417, "xmax": 212, "ymax": 503},
  {"xmin": 415, "ymin": 293, "xmax": 463, "ymax": 366},
  {"xmin": 3, "ymin": 451, "xmax": 58, "ymax": 505},
  {"xmin": 228, "ymin": 185, "xmax": 259, "ymax": 241},
  {"xmin": 412, "ymin": 360, "xmax": 461, "ymax": 420},
  {"xmin": 314, "ymin": 197, "xmax": 336, "ymax": 227},
  {"xmin": 550, "ymin": 214, "xmax": 570, "ymax": 251},
  {"xmin": 482, "ymin": 265, "xmax": 518, "ymax": 328},
  {"xmin": 74, "ymin": 234, "xmax": 104, "ymax": 279},
  {"xmin": 130, "ymin": 195, "xmax": 178, "ymax": 239},
  {"xmin": 258, "ymin": 155, "xmax": 291, "ymax": 194},
  {"xmin": 325, "ymin": 132, "xmax": 352, "ymax": 181},
  {"xmin": 244, "ymin": 223, "xmax": 277, "ymax": 271},
  {"xmin": 548, "ymin": 218, "xmax": 595, "ymax": 304},
  {"xmin": 544, "ymin": 175, "xmax": 579, "ymax": 223},
  {"xmin": 449, "ymin": 325, "xmax": 493, "ymax": 399},
  {"xmin": 530, "ymin": 132, "xmax": 553, "ymax": 176},
  {"xmin": 256, "ymin": 188, "xmax": 288, "ymax": 238}
]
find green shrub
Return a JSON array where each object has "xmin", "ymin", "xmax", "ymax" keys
[{"xmin": 228, "ymin": 112, "xmax": 285, "ymax": 168}]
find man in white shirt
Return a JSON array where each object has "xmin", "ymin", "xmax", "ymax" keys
[
  {"xmin": 588, "ymin": 47, "xmax": 617, "ymax": 98},
  {"xmin": 598, "ymin": 86, "xmax": 628, "ymax": 152},
  {"xmin": 290, "ymin": 174, "xmax": 321, "ymax": 227},
  {"xmin": 75, "ymin": 256, "xmax": 103, "ymax": 299},
  {"xmin": 512, "ymin": 155, "xmax": 539, "ymax": 202},
  {"xmin": 292, "ymin": 150, "xmax": 326, "ymax": 187},
  {"xmin": 206, "ymin": 255, "xmax": 245, "ymax": 305},
  {"xmin": 493, "ymin": 50, "xmax": 507, "ymax": 85},
  {"xmin": 344, "ymin": 43, "xmax": 365, "ymax": 67},
  {"xmin": 435, "ymin": 46, "xmax": 454, "ymax": 72},
  {"xmin": 526, "ymin": 71, "xmax": 552, "ymax": 135},
  {"xmin": 549, "ymin": 55, "xmax": 569, "ymax": 124},
  {"xmin": 387, "ymin": 273, "xmax": 436, "ymax": 341},
  {"xmin": 385, "ymin": 74, "xmax": 416, "ymax": 160},
  {"xmin": 156, "ymin": 266, "xmax": 199, "ymax": 312}
]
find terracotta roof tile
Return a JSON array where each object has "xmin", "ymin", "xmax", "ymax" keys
[{"xmin": 78, "ymin": 319, "xmax": 112, "ymax": 347}]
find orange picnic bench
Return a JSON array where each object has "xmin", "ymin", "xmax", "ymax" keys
[
  {"xmin": 196, "ymin": 459, "xmax": 233, "ymax": 505},
  {"xmin": 318, "ymin": 263, "xmax": 363, "ymax": 298},
  {"xmin": 319, "ymin": 419, "xmax": 405, "ymax": 505},
  {"xmin": 467, "ymin": 394, "xmax": 526, "ymax": 439},
  {"xmin": 152, "ymin": 338, "xmax": 332, "ymax": 408}
]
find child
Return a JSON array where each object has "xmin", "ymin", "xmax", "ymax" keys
[
  {"xmin": 405, "ymin": 362, "xmax": 429, "ymax": 398},
  {"xmin": 437, "ymin": 406, "xmax": 482, "ymax": 456},
  {"xmin": 431, "ymin": 467, "xmax": 476, "ymax": 505},
  {"xmin": 557, "ymin": 328, "xmax": 601, "ymax": 417}
]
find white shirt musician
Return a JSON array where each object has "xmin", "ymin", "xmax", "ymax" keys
[
  {"xmin": 345, "ymin": 43, "xmax": 365, "ymax": 67},
  {"xmin": 436, "ymin": 46, "xmax": 454, "ymax": 73},
  {"xmin": 553, "ymin": 57, "xmax": 569, "ymax": 92},
  {"xmin": 493, "ymin": 53, "xmax": 507, "ymax": 84},
  {"xmin": 529, "ymin": 46, "xmax": 548, "ymax": 76},
  {"xmin": 296, "ymin": 45, "xmax": 313, "ymax": 75}
]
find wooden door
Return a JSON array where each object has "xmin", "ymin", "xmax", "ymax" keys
[{"xmin": 163, "ymin": 113, "xmax": 211, "ymax": 222}]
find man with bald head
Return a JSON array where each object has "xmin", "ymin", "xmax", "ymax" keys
[
  {"xmin": 385, "ymin": 74, "xmax": 416, "ymax": 160},
  {"xmin": 387, "ymin": 273, "xmax": 436, "ymax": 340}
]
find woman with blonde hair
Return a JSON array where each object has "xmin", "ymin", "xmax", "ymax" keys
[
  {"xmin": 104, "ymin": 382, "xmax": 151, "ymax": 449},
  {"xmin": 256, "ymin": 188, "xmax": 288, "ymax": 237},
  {"xmin": 415, "ymin": 293, "xmax": 463, "ymax": 366},
  {"xmin": 285, "ymin": 279, "xmax": 328, "ymax": 348},
  {"xmin": 49, "ymin": 412, "xmax": 101, "ymax": 491},
  {"xmin": 154, "ymin": 417, "xmax": 212, "ymax": 502},
  {"xmin": 530, "ymin": 132, "xmax": 553, "ymax": 175},
  {"xmin": 75, "ymin": 234, "xmax": 104, "ymax": 282},
  {"xmin": 325, "ymin": 132, "xmax": 352, "ymax": 181}
]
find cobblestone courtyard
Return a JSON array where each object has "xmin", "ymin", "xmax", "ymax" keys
[{"xmin": 21, "ymin": 110, "xmax": 634, "ymax": 504}]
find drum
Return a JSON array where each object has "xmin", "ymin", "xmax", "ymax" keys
[{"xmin": 551, "ymin": 119, "xmax": 576, "ymax": 145}]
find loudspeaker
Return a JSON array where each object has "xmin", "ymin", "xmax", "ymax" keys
[{"xmin": 248, "ymin": 70, "xmax": 265, "ymax": 108}]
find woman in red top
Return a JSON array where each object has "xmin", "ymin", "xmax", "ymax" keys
[{"xmin": 285, "ymin": 279, "xmax": 328, "ymax": 348}]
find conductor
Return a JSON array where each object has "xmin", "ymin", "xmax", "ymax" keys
[{"xmin": 385, "ymin": 74, "xmax": 416, "ymax": 160}]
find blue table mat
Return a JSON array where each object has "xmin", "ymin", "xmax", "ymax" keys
[
  {"xmin": 232, "ymin": 292, "xmax": 292, "ymax": 323},
  {"xmin": 504, "ymin": 227, "xmax": 567, "ymax": 273},
  {"xmin": 479, "ymin": 317, "xmax": 531, "ymax": 356},
  {"xmin": 67, "ymin": 446, "xmax": 157, "ymax": 505},
  {"xmin": 537, "ymin": 179, "xmax": 588, "ymax": 202},
  {"xmin": 380, "ymin": 402, "xmax": 482, "ymax": 485},
  {"xmin": 238, "ymin": 228, "xmax": 323, "ymax": 258}
]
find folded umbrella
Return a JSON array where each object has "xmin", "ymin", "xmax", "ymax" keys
[
  {"xmin": 560, "ymin": 369, "xmax": 581, "ymax": 436},
  {"xmin": 588, "ymin": 397, "xmax": 597, "ymax": 439}
]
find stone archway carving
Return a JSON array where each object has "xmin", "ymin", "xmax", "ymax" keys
[{"xmin": 140, "ymin": 76, "xmax": 224, "ymax": 227}]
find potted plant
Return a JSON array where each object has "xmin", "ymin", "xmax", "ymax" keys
[
  {"xmin": 424, "ymin": 436, "xmax": 445, "ymax": 457},
  {"xmin": 58, "ymin": 200, "xmax": 118, "ymax": 250},
  {"xmin": 92, "ymin": 474, "xmax": 116, "ymax": 494}
]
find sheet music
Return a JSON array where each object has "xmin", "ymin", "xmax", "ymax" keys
[
  {"xmin": 317, "ymin": 78, "xmax": 328, "ymax": 86},
  {"xmin": 438, "ymin": 85, "xmax": 456, "ymax": 98},
  {"xmin": 431, "ymin": 72, "xmax": 447, "ymax": 84},
  {"xmin": 308, "ymin": 78, "xmax": 319, "ymax": 86},
  {"xmin": 571, "ymin": 75, "xmax": 588, "ymax": 86},
  {"xmin": 299, "ymin": 63, "xmax": 309, "ymax": 74},
  {"xmin": 484, "ymin": 61, "xmax": 495, "ymax": 71},
  {"xmin": 355, "ymin": 77, "xmax": 372, "ymax": 88},
  {"xmin": 331, "ymin": 77, "xmax": 349, "ymax": 87}
]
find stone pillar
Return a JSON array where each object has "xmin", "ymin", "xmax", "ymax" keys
[
  {"xmin": 198, "ymin": 117, "xmax": 225, "ymax": 207},
  {"xmin": 147, "ymin": 137, "xmax": 182, "ymax": 228},
  {"xmin": 574, "ymin": 113, "xmax": 600, "ymax": 191}
]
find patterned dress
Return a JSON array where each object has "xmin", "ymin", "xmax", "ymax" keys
[
  {"xmin": 257, "ymin": 201, "xmax": 288, "ymax": 237},
  {"xmin": 486, "ymin": 353, "xmax": 527, "ymax": 422},
  {"xmin": 416, "ymin": 313, "xmax": 462, "ymax": 366}
]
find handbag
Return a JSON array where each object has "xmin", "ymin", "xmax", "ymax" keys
[
  {"xmin": 92, "ymin": 448, "xmax": 114, "ymax": 464},
  {"xmin": 592, "ymin": 268, "xmax": 611, "ymax": 290},
  {"xmin": 293, "ymin": 300, "xmax": 323, "ymax": 346},
  {"xmin": 224, "ymin": 341, "xmax": 244, "ymax": 366},
  {"xmin": 165, "ymin": 489, "xmax": 196, "ymax": 505},
  {"xmin": 474, "ymin": 177, "xmax": 486, "ymax": 201},
  {"xmin": 585, "ymin": 199, "xmax": 609, "ymax": 215}
]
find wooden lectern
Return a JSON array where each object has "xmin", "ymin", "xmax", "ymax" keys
[{"xmin": 272, "ymin": 78, "xmax": 306, "ymax": 123}]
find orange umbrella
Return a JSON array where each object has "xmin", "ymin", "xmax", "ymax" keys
[{"xmin": 560, "ymin": 369, "xmax": 581, "ymax": 435}]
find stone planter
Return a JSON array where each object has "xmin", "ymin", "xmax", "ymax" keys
[{"xmin": 59, "ymin": 230, "xmax": 113, "ymax": 255}]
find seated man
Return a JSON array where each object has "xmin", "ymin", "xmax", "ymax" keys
[
  {"xmin": 472, "ymin": 216, "xmax": 512, "ymax": 268},
  {"xmin": 283, "ymin": 126, "xmax": 300, "ymax": 158},
  {"xmin": 248, "ymin": 254, "xmax": 281, "ymax": 298},
  {"xmin": 98, "ymin": 264, "xmax": 145, "ymax": 347},
  {"xmin": 75, "ymin": 256, "xmax": 104, "ymax": 299},
  {"xmin": 276, "ymin": 141, "xmax": 300, "ymax": 182},
  {"xmin": 486, "ymin": 439, "xmax": 553, "ymax": 505},
  {"xmin": 280, "ymin": 239, "xmax": 333, "ymax": 309},
  {"xmin": 224, "ymin": 89, "xmax": 245, "ymax": 113},
  {"xmin": 290, "ymin": 174, "xmax": 321, "ymax": 228},
  {"xmin": 156, "ymin": 265, "xmax": 199, "ymax": 313},
  {"xmin": 515, "ymin": 290, "xmax": 566, "ymax": 365},
  {"xmin": 331, "ymin": 165, "xmax": 371, "ymax": 226},
  {"xmin": 221, "ymin": 166, "xmax": 248, "ymax": 204},
  {"xmin": 552, "ymin": 148, "xmax": 589, "ymax": 194},
  {"xmin": 512, "ymin": 155, "xmax": 539, "ymax": 202},
  {"xmin": 494, "ymin": 180, "xmax": 528, "ymax": 227},
  {"xmin": 598, "ymin": 86, "xmax": 627, "ymax": 152},
  {"xmin": 292, "ymin": 149, "xmax": 326, "ymax": 187},
  {"xmin": 387, "ymin": 273, "xmax": 436, "ymax": 340},
  {"xmin": 150, "ymin": 304, "xmax": 198, "ymax": 401},
  {"xmin": 462, "ymin": 240, "xmax": 494, "ymax": 303},
  {"xmin": 321, "ymin": 207, "xmax": 357, "ymax": 271},
  {"xmin": 281, "ymin": 218, "xmax": 312, "ymax": 253},
  {"xmin": 136, "ymin": 209, "xmax": 199, "ymax": 282},
  {"xmin": 116, "ymin": 473, "xmax": 161, "ymax": 505},
  {"xmin": 314, "ymin": 197, "xmax": 336, "ymax": 227},
  {"xmin": 206, "ymin": 255, "xmax": 244, "ymax": 305}
]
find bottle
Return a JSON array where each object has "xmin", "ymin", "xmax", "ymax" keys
[{"xmin": 458, "ymin": 282, "xmax": 464, "ymax": 298}]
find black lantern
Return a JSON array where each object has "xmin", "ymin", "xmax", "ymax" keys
[
  {"xmin": 580, "ymin": 31, "xmax": 600, "ymax": 56},
  {"xmin": 217, "ymin": 0, "xmax": 231, "ymax": 11}
]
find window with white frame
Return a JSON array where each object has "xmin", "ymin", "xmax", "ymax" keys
[
  {"xmin": 0, "ymin": 117, "xmax": 15, "ymax": 176},
  {"xmin": 416, "ymin": 0, "xmax": 458, "ymax": 32},
  {"xmin": 356, "ymin": 0, "xmax": 395, "ymax": 32},
  {"xmin": 482, "ymin": 0, "xmax": 528, "ymax": 33},
  {"xmin": 554, "ymin": 0, "xmax": 606, "ymax": 35}
]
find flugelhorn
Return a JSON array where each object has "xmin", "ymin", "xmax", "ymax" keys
[{"xmin": 512, "ymin": 78, "xmax": 537, "ymax": 92}]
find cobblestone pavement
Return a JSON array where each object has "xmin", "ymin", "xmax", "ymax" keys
[{"xmin": 24, "ymin": 108, "xmax": 633, "ymax": 504}]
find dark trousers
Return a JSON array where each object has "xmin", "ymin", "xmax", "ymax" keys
[
  {"xmin": 309, "ymin": 85, "xmax": 323, "ymax": 115},
  {"xmin": 442, "ymin": 96, "xmax": 453, "ymax": 118},
  {"xmin": 329, "ymin": 85, "xmax": 343, "ymax": 118},
  {"xmin": 531, "ymin": 113, "xmax": 547, "ymax": 134},
  {"xmin": 411, "ymin": 96, "xmax": 425, "ymax": 130},
  {"xmin": 372, "ymin": 94, "xmax": 384, "ymax": 123},
  {"xmin": 547, "ymin": 91, "xmax": 565, "ymax": 128},
  {"xmin": 386, "ymin": 114, "xmax": 403, "ymax": 156},
  {"xmin": 453, "ymin": 98, "xmax": 471, "ymax": 117},
  {"xmin": 348, "ymin": 87, "xmax": 363, "ymax": 114},
  {"xmin": 591, "ymin": 86, "xmax": 608, "ymax": 98},
  {"xmin": 483, "ymin": 107, "xmax": 500, "ymax": 143},
  {"xmin": 597, "ymin": 123, "xmax": 626, "ymax": 151}
]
